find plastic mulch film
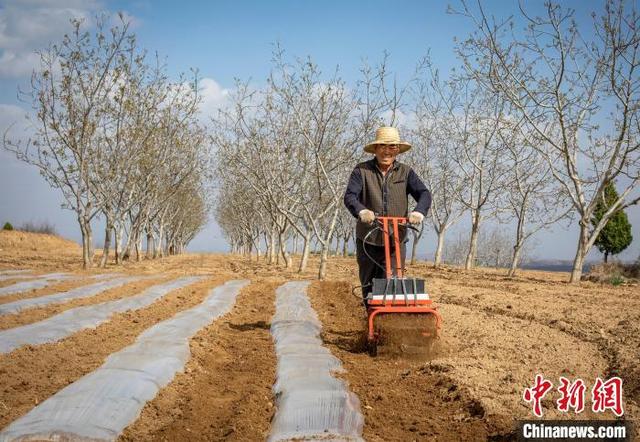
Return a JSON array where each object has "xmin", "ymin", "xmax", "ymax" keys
[
  {"xmin": 0, "ymin": 279, "xmax": 249, "ymax": 442},
  {"xmin": 0, "ymin": 276, "xmax": 204, "ymax": 354},
  {"xmin": 269, "ymin": 281, "xmax": 365, "ymax": 442},
  {"xmin": 0, "ymin": 273, "xmax": 33, "ymax": 282},
  {"xmin": 0, "ymin": 276, "xmax": 144, "ymax": 316},
  {"xmin": 0, "ymin": 273, "xmax": 71, "ymax": 296}
]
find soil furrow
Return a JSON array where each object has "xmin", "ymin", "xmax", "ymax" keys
[
  {"xmin": 0, "ymin": 277, "xmax": 168, "ymax": 331},
  {"xmin": 308, "ymin": 280, "xmax": 492, "ymax": 441},
  {"xmin": 437, "ymin": 286, "xmax": 640, "ymax": 411},
  {"xmin": 120, "ymin": 278, "xmax": 281, "ymax": 442},
  {"xmin": 0, "ymin": 277, "xmax": 99, "ymax": 304},
  {"xmin": 0, "ymin": 276, "xmax": 227, "ymax": 429}
]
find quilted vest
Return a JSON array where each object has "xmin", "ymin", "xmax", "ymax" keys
[{"xmin": 356, "ymin": 159, "xmax": 411, "ymax": 246}]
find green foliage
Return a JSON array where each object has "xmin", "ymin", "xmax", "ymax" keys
[
  {"xmin": 609, "ymin": 274, "xmax": 625, "ymax": 286},
  {"xmin": 2, "ymin": 222, "xmax": 13, "ymax": 231},
  {"xmin": 592, "ymin": 182, "xmax": 633, "ymax": 262}
]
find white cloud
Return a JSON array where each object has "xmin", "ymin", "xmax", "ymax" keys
[
  {"xmin": 0, "ymin": 50, "xmax": 40, "ymax": 77},
  {"xmin": 0, "ymin": 0, "xmax": 141, "ymax": 79},
  {"xmin": 0, "ymin": 1, "xmax": 98, "ymax": 48},
  {"xmin": 0, "ymin": 103, "xmax": 30, "ymax": 133},
  {"xmin": 109, "ymin": 10, "xmax": 142, "ymax": 30},
  {"xmin": 199, "ymin": 77, "xmax": 230, "ymax": 118},
  {"xmin": 380, "ymin": 108, "xmax": 418, "ymax": 130}
]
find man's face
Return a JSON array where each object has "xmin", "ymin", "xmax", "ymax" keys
[{"xmin": 374, "ymin": 144, "xmax": 400, "ymax": 167}]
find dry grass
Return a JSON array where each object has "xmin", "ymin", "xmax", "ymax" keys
[
  {"xmin": 584, "ymin": 260, "xmax": 640, "ymax": 284},
  {"xmin": 0, "ymin": 230, "xmax": 80, "ymax": 253}
]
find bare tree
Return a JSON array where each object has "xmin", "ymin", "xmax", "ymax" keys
[
  {"xmin": 212, "ymin": 49, "xmax": 413, "ymax": 278},
  {"xmin": 93, "ymin": 48, "xmax": 176, "ymax": 266},
  {"xmin": 498, "ymin": 120, "xmax": 570, "ymax": 276},
  {"xmin": 409, "ymin": 60, "xmax": 468, "ymax": 266},
  {"xmin": 212, "ymin": 79, "xmax": 303, "ymax": 268},
  {"xmin": 429, "ymin": 74, "xmax": 508, "ymax": 270},
  {"xmin": 476, "ymin": 226, "xmax": 516, "ymax": 268},
  {"xmin": 456, "ymin": 0, "xmax": 640, "ymax": 281},
  {"xmin": 267, "ymin": 51, "xmax": 364, "ymax": 279},
  {"xmin": 4, "ymin": 15, "xmax": 206, "ymax": 268},
  {"xmin": 442, "ymin": 230, "xmax": 468, "ymax": 266},
  {"xmin": 335, "ymin": 207, "xmax": 355, "ymax": 257},
  {"xmin": 4, "ymin": 15, "xmax": 136, "ymax": 268}
]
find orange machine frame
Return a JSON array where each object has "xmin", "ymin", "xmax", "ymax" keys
[{"xmin": 366, "ymin": 216, "xmax": 442, "ymax": 342}]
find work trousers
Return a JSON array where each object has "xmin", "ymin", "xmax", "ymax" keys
[{"xmin": 356, "ymin": 238, "xmax": 406, "ymax": 301}]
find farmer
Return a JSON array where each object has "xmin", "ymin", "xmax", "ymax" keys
[{"xmin": 343, "ymin": 126, "xmax": 431, "ymax": 303}]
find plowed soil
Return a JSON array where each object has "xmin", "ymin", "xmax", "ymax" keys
[
  {"xmin": 0, "ymin": 276, "xmax": 228, "ymax": 429},
  {"xmin": 0, "ymin": 236, "xmax": 638, "ymax": 441},
  {"xmin": 0, "ymin": 277, "xmax": 168, "ymax": 330},
  {"xmin": 121, "ymin": 279, "xmax": 282, "ymax": 441}
]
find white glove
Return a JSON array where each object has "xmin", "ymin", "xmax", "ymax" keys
[
  {"xmin": 408, "ymin": 211, "xmax": 424, "ymax": 225},
  {"xmin": 358, "ymin": 209, "xmax": 376, "ymax": 225}
]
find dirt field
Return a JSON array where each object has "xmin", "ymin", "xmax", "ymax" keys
[{"xmin": 0, "ymin": 231, "xmax": 637, "ymax": 440}]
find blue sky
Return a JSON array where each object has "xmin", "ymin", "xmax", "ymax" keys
[
  {"xmin": 102, "ymin": 0, "xmax": 601, "ymax": 85},
  {"xmin": 0, "ymin": 0, "xmax": 638, "ymax": 262}
]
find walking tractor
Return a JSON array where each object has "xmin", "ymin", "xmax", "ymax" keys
[{"xmin": 363, "ymin": 216, "xmax": 443, "ymax": 356}]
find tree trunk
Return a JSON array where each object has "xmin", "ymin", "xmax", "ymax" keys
[
  {"xmin": 570, "ymin": 222, "xmax": 589, "ymax": 283},
  {"xmin": 342, "ymin": 235, "xmax": 349, "ymax": 257},
  {"xmin": 318, "ymin": 243, "xmax": 329, "ymax": 280},
  {"xmin": 79, "ymin": 217, "xmax": 92, "ymax": 270},
  {"xmin": 135, "ymin": 234, "xmax": 142, "ymax": 261},
  {"xmin": 153, "ymin": 223, "xmax": 162, "ymax": 258},
  {"xmin": 247, "ymin": 238, "xmax": 254, "ymax": 258},
  {"xmin": 114, "ymin": 226, "xmax": 123, "ymax": 264},
  {"xmin": 146, "ymin": 232, "xmax": 154, "ymax": 259},
  {"xmin": 508, "ymin": 243, "xmax": 522, "ymax": 277},
  {"xmin": 508, "ymin": 211, "xmax": 526, "ymax": 277},
  {"xmin": 268, "ymin": 231, "xmax": 276, "ymax": 264},
  {"xmin": 87, "ymin": 226, "xmax": 95, "ymax": 266},
  {"xmin": 298, "ymin": 232, "xmax": 311, "ymax": 273},
  {"xmin": 123, "ymin": 228, "xmax": 136, "ymax": 261},
  {"xmin": 434, "ymin": 229, "xmax": 446, "ymax": 268},
  {"xmin": 279, "ymin": 229, "xmax": 292, "ymax": 268},
  {"xmin": 317, "ymin": 207, "xmax": 339, "ymax": 280},
  {"xmin": 99, "ymin": 221, "xmax": 112, "ymax": 268},
  {"xmin": 604, "ymin": 251, "xmax": 609, "ymax": 263},
  {"xmin": 465, "ymin": 211, "xmax": 481, "ymax": 270}
]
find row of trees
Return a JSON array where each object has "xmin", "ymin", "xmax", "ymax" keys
[
  {"xmin": 4, "ymin": 3, "xmax": 636, "ymax": 280},
  {"xmin": 212, "ymin": 49, "xmax": 395, "ymax": 279},
  {"xmin": 453, "ymin": 0, "xmax": 639, "ymax": 281},
  {"xmin": 213, "ymin": 0, "xmax": 638, "ymax": 282},
  {"xmin": 442, "ymin": 227, "xmax": 531, "ymax": 268},
  {"xmin": 4, "ymin": 15, "xmax": 209, "ymax": 268}
]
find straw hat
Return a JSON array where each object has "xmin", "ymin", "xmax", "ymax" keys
[{"xmin": 364, "ymin": 126, "xmax": 412, "ymax": 154}]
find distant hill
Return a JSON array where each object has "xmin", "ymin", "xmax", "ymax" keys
[
  {"xmin": 0, "ymin": 230, "xmax": 80, "ymax": 254},
  {"xmin": 520, "ymin": 259, "xmax": 597, "ymax": 273}
]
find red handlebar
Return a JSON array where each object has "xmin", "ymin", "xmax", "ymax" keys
[{"xmin": 376, "ymin": 216, "xmax": 406, "ymax": 278}]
